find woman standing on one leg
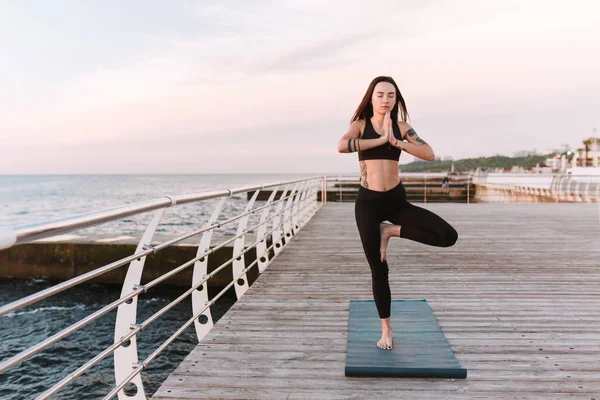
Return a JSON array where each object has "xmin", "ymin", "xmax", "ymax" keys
[{"xmin": 336, "ymin": 76, "xmax": 458, "ymax": 351}]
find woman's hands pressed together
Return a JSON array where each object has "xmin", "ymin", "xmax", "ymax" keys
[{"xmin": 383, "ymin": 111, "xmax": 400, "ymax": 149}]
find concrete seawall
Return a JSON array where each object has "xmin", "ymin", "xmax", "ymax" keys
[{"xmin": 0, "ymin": 234, "xmax": 272, "ymax": 289}]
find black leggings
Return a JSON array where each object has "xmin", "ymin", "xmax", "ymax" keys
[{"xmin": 354, "ymin": 180, "xmax": 458, "ymax": 319}]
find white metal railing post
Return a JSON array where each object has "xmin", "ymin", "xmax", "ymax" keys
[
  {"xmin": 192, "ymin": 196, "xmax": 227, "ymax": 342},
  {"xmin": 233, "ymin": 189, "xmax": 262, "ymax": 299},
  {"xmin": 114, "ymin": 208, "xmax": 167, "ymax": 400},
  {"xmin": 584, "ymin": 181, "xmax": 591, "ymax": 202},
  {"xmin": 283, "ymin": 182, "xmax": 300, "ymax": 243},
  {"xmin": 565, "ymin": 178, "xmax": 572, "ymax": 202},
  {"xmin": 272, "ymin": 184, "xmax": 291, "ymax": 257},
  {"xmin": 298, "ymin": 179, "xmax": 315, "ymax": 228},
  {"xmin": 574, "ymin": 180, "xmax": 581, "ymax": 202},
  {"xmin": 256, "ymin": 189, "xmax": 278, "ymax": 274},
  {"xmin": 312, "ymin": 179, "xmax": 321, "ymax": 213},
  {"xmin": 559, "ymin": 177, "xmax": 565, "ymax": 202},
  {"xmin": 291, "ymin": 180, "xmax": 308, "ymax": 235},
  {"xmin": 312, "ymin": 179, "xmax": 320, "ymax": 215}
]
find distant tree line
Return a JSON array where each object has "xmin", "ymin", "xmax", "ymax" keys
[{"xmin": 399, "ymin": 153, "xmax": 558, "ymax": 173}]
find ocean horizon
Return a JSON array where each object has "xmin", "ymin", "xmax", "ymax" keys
[{"xmin": 0, "ymin": 173, "xmax": 342, "ymax": 236}]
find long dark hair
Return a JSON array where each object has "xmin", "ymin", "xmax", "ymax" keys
[{"xmin": 350, "ymin": 76, "xmax": 410, "ymax": 127}]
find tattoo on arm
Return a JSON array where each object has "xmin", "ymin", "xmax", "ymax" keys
[
  {"xmin": 407, "ymin": 129, "xmax": 427, "ymax": 145},
  {"xmin": 347, "ymin": 138, "xmax": 361, "ymax": 153}
]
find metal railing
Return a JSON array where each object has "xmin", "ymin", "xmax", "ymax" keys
[
  {"xmin": 323, "ymin": 173, "xmax": 600, "ymax": 205},
  {"xmin": 325, "ymin": 174, "xmax": 473, "ymax": 203},
  {"xmin": 0, "ymin": 176, "xmax": 324, "ymax": 399},
  {"xmin": 472, "ymin": 174, "xmax": 600, "ymax": 204}
]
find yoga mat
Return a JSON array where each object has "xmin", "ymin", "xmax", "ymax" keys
[{"xmin": 344, "ymin": 299, "xmax": 467, "ymax": 378}]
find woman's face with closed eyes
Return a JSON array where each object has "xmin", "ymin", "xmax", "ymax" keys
[{"xmin": 371, "ymin": 81, "xmax": 396, "ymax": 115}]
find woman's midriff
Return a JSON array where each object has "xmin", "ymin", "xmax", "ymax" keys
[{"xmin": 359, "ymin": 159, "xmax": 401, "ymax": 192}]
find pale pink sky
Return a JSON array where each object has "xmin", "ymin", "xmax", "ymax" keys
[{"xmin": 1, "ymin": 0, "xmax": 599, "ymax": 174}]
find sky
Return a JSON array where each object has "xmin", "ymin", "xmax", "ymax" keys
[{"xmin": 1, "ymin": 0, "xmax": 599, "ymax": 174}]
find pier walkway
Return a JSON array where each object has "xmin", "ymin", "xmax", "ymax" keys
[{"xmin": 153, "ymin": 203, "xmax": 600, "ymax": 399}]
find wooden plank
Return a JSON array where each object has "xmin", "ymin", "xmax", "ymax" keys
[
  {"xmin": 152, "ymin": 203, "xmax": 600, "ymax": 399},
  {"xmin": 153, "ymin": 388, "xmax": 597, "ymax": 400}
]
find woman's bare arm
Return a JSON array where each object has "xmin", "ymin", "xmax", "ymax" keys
[
  {"xmin": 337, "ymin": 120, "xmax": 387, "ymax": 153},
  {"xmin": 392, "ymin": 121, "xmax": 435, "ymax": 161}
]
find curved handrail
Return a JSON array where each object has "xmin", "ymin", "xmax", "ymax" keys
[{"xmin": 2, "ymin": 177, "xmax": 317, "ymax": 249}]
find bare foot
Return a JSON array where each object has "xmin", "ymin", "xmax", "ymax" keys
[
  {"xmin": 379, "ymin": 222, "xmax": 394, "ymax": 262},
  {"xmin": 377, "ymin": 328, "xmax": 393, "ymax": 350}
]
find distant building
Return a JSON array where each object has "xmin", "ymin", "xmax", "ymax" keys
[
  {"xmin": 543, "ymin": 156, "xmax": 561, "ymax": 171},
  {"xmin": 532, "ymin": 162, "xmax": 553, "ymax": 174},
  {"xmin": 571, "ymin": 136, "xmax": 599, "ymax": 168}
]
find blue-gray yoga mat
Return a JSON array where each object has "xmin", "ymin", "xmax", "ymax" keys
[{"xmin": 345, "ymin": 299, "xmax": 467, "ymax": 378}]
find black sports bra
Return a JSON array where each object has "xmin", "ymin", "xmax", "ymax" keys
[{"xmin": 358, "ymin": 118, "xmax": 403, "ymax": 161}]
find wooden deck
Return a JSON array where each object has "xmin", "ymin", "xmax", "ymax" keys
[{"xmin": 152, "ymin": 203, "xmax": 600, "ymax": 399}]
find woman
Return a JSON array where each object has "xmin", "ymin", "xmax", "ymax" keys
[{"xmin": 337, "ymin": 76, "xmax": 458, "ymax": 350}]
